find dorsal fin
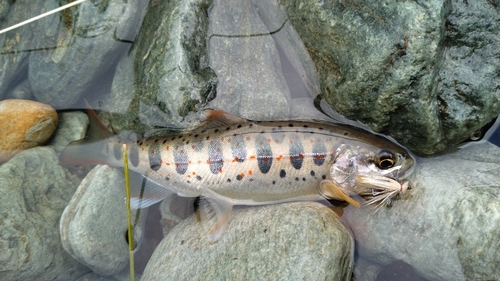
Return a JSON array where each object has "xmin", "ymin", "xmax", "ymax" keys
[{"xmin": 196, "ymin": 109, "xmax": 247, "ymax": 131}]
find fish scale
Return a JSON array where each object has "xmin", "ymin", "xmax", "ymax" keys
[
  {"xmin": 60, "ymin": 108, "xmax": 415, "ymax": 241},
  {"xmin": 126, "ymin": 121, "xmax": 361, "ymax": 203}
]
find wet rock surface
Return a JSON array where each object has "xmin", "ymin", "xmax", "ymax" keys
[
  {"xmin": 143, "ymin": 202, "xmax": 353, "ymax": 281},
  {"xmin": 278, "ymin": 0, "xmax": 500, "ymax": 156},
  {"xmin": 104, "ymin": 0, "xmax": 216, "ymax": 134},
  {"xmin": 0, "ymin": 147, "xmax": 89, "ymax": 281},
  {"xmin": 48, "ymin": 111, "xmax": 89, "ymax": 153},
  {"xmin": 344, "ymin": 142, "xmax": 500, "ymax": 281},
  {"xmin": 0, "ymin": 99, "xmax": 58, "ymax": 162},
  {"xmin": 60, "ymin": 165, "xmax": 148, "ymax": 276}
]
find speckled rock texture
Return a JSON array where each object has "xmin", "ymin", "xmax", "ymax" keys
[
  {"xmin": 0, "ymin": 147, "xmax": 90, "ymax": 281},
  {"xmin": 0, "ymin": 99, "xmax": 58, "ymax": 162},
  {"xmin": 142, "ymin": 202, "xmax": 354, "ymax": 281},
  {"xmin": 343, "ymin": 141, "xmax": 500, "ymax": 281},
  {"xmin": 60, "ymin": 165, "xmax": 148, "ymax": 276},
  {"xmin": 103, "ymin": 0, "xmax": 217, "ymax": 134},
  {"xmin": 278, "ymin": 0, "xmax": 500, "ymax": 156}
]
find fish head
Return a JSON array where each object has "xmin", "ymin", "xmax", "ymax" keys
[{"xmin": 329, "ymin": 137, "xmax": 415, "ymax": 201}]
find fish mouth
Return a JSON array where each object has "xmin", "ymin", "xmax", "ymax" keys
[{"xmin": 396, "ymin": 155, "xmax": 416, "ymax": 180}]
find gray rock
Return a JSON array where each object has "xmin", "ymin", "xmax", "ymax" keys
[
  {"xmin": 0, "ymin": 147, "xmax": 90, "ymax": 281},
  {"xmin": 48, "ymin": 111, "xmax": 89, "ymax": 153},
  {"xmin": 343, "ymin": 141, "xmax": 500, "ymax": 281},
  {"xmin": 60, "ymin": 165, "xmax": 148, "ymax": 276},
  {"xmin": 142, "ymin": 202, "xmax": 354, "ymax": 281},
  {"xmin": 0, "ymin": 0, "xmax": 45, "ymax": 100},
  {"xmin": 278, "ymin": 0, "xmax": 500, "ymax": 156},
  {"xmin": 27, "ymin": 0, "xmax": 146, "ymax": 108},
  {"xmin": 104, "ymin": 0, "xmax": 217, "ymax": 134}
]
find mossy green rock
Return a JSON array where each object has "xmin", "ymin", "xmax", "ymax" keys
[
  {"xmin": 143, "ymin": 202, "xmax": 353, "ymax": 281},
  {"xmin": 279, "ymin": 0, "xmax": 500, "ymax": 155},
  {"xmin": 105, "ymin": 0, "xmax": 217, "ymax": 134}
]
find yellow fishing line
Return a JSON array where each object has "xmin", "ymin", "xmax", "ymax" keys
[{"xmin": 122, "ymin": 144, "xmax": 135, "ymax": 281}]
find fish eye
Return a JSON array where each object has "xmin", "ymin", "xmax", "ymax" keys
[{"xmin": 375, "ymin": 149, "xmax": 396, "ymax": 169}]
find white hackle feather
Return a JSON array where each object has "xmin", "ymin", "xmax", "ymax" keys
[{"xmin": 354, "ymin": 174, "xmax": 410, "ymax": 211}]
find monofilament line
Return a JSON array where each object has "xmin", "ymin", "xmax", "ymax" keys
[{"xmin": 0, "ymin": 0, "xmax": 87, "ymax": 35}]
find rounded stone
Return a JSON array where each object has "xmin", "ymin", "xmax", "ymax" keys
[{"xmin": 0, "ymin": 99, "xmax": 58, "ymax": 162}]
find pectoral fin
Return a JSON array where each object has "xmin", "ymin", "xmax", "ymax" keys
[
  {"xmin": 197, "ymin": 196, "xmax": 233, "ymax": 243},
  {"xmin": 320, "ymin": 180, "xmax": 360, "ymax": 208}
]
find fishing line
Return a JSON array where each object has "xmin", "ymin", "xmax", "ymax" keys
[
  {"xmin": 208, "ymin": 19, "xmax": 288, "ymax": 41},
  {"xmin": 122, "ymin": 144, "xmax": 135, "ymax": 281}
]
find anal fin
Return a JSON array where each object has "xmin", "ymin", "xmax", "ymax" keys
[
  {"xmin": 320, "ymin": 180, "xmax": 360, "ymax": 208},
  {"xmin": 198, "ymin": 195, "xmax": 233, "ymax": 243}
]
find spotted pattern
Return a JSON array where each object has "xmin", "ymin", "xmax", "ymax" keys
[
  {"xmin": 289, "ymin": 135, "xmax": 304, "ymax": 170},
  {"xmin": 128, "ymin": 142, "xmax": 139, "ymax": 167},
  {"xmin": 173, "ymin": 142, "xmax": 188, "ymax": 175},
  {"xmin": 230, "ymin": 135, "xmax": 246, "ymax": 163},
  {"xmin": 208, "ymin": 139, "xmax": 223, "ymax": 174},
  {"xmin": 255, "ymin": 135, "xmax": 272, "ymax": 174},
  {"xmin": 148, "ymin": 141, "xmax": 162, "ymax": 171},
  {"xmin": 312, "ymin": 141, "xmax": 327, "ymax": 166},
  {"xmin": 113, "ymin": 143, "xmax": 122, "ymax": 161}
]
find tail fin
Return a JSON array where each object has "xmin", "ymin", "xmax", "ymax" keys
[{"xmin": 59, "ymin": 101, "xmax": 115, "ymax": 165}]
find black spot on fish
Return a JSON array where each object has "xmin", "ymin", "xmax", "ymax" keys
[
  {"xmin": 113, "ymin": 144, "xmax": 122, "ymax": 161},
  {"xmin": 236, "ymin": 174, "xmax": 243, "ymax": 181},
  {"xmin": 230, "ymin": 135, "xmax": 246, "ymax": 163},
  {"xmin": 303, "ymin": 125, "xmax": 308, "ymax": 128},
  {"xmin": 295, "ymin": 177, "xmax": 299, "ymax": 181},
  {"xmin": 154, "ymin": 139, "xmax": 159, "ymax": 143},
  {"xmin": 302, "ymin": 177, "xmax": 306, "ymax": 181},
  {"xmin": 280, "ymin": 169, "xmax": 286, "ymax": 178},
  {"xmin": 128, "ymin": 143, "xmax": 139, "ymax": 167},
  {"xmin": 208, "ymin": 139, "xmax": 223, "ymax": 174},
  {"xmin": 249, "ymin": 178, "xmax": 254, "ymax": 182},
  {"xmin": 173, "ymin": 142, "xmax": 188, "ymax": 175},
  {"xmin": 312, "ymin": 141, "xmax": 327, "ymax": 166},
  {"xmin": 288, "ymin": 123, "xmax": 294, "ymax": 127},
  {"xmin": 149, "ymin": 141, "xmax": 162, "ymax": 171},
  {"xmin": 318, "ymin": 127, "xmax": 323, "ymax": 130},
  {"xmin": 310, "ymin": 170, "xmax": 315, "ymax": 177},
  {"xmin": 194, "ymin": 134, "xmax": 199, "ymax": 138},
  {"xmin": 289, "ymin": 135, "xmax": 304, "ymax": 170},
  {"xmin": 165, "ymin": 176, "xmax": 170, "ymax": 181},
  {"xmin": 272, "ymin": 180, "xmax": 276, "ymax": 185},
  {"xmin": 226, "ymin": 127, "xmax": 230, "ymax": 131},
  {"xmin": 214, "ymin": 129, "xmax": 219, "ymax": 133},
  {"xmin": 196, "ymin": 175, "xmax": 202, "ymax": 181},
  {"xmin": 187, "ymin": 180, "xmax": 191, "ymax": 184},
  {"xmin": 162, "ymin": 139, "xmax": 167, "ymax": 144},
  {"xmin": 237, "ymin": 125, "xmax": 242, "ymax": 128},
  {"xmin": 255, "ymin": 135, "xmax": 272, "ymax": 174},
  {"xmin": 344, "ymin": 132, "xmax": 349, "ymax": 136},
  {"xmin": 227, "ymin": 178, "xmax": 231, "ymax": 182},
  {"xmin": 322, "ymin": 175, "xmax": 327, "ymax": 180},
  {"xmin": 206, "ymin": 136, "xmax": 210, "ymax": 140},
  {"xmin": 249, "ymin": 124, "xmax": 254, "ymax": 128}
]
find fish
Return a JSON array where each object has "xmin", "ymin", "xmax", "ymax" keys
[{"xmin": 60, "ymin": 107, "xmax": 415, "ymax": 241}]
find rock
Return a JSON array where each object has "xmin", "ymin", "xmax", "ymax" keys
[
  {"xmin": 103, "ymin": 0, "xmax": 217, "ymax": 134},
  {"xmin": 60, "ymin": 165, "xmax": 148, "ymax": 276},
  {"xmin": 343, "ymin": 142, "xmax": 500, "ymax": 281},
  {"xmin": 142, "ymin": 202, "xmax": 353, "ymax": 281},
  {"xmin": 48, "ymin": 111, "xmax": 89, "ymax": 153},
  {"xmin": 0, "ymin": 99, "xmax": 58, "ymax": 162},
  {"xmin": 278, "ymin": 0, "xmax": 500, "ymax": 156},
  {"xmin": 0, "ymin": 147, "xmax": 90, "ymax": 281},
  {"xmin": 27, "ymin": 0, "xmax": 148, "ymax": 108}
]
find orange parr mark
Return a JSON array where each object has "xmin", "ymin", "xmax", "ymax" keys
[
  {"xmin": 175, "ymin": 146, "xmax": 179, "ymax": 150},
  {"xmin": 160, "ymin": 160, "xmax": 164, "ymax": 164},
  {"xmin": 220, "ymin": 137, "xmax": 224, "ymax": 141},
  {"xmin": 259, "ymin": 141, "xmax": 264, "ymax": 145},
  {"xmin": 289, "ymin": 139, "xmax": 293, "ymax": 144},
  {"xmin": 246, "ymin": 136, "xmax": 251, "ymax": 141},
  {"xmin": 192, "ymin": 145, "xmax": 196, "ymax": 149},
  {"xmin": 232, "ymin": 157, "xmax": 239, "ymax": 162},
  {"xmin": 227, "ymin": 138, "xmax": 231, "ymax": 143},
  {"xmin": 210, "ymin": 140, "xmax": 214, "ymax": 145},
  {"xmin": 188, "ymin": 160, "xmax": 192, "ymax": 164},
  {"xmin": 263, "ymin": 157, "xmax": 269, "ymax": 162},
  {"xmin": 303, "ymin": 136, "xmax": 307, "ymax": 140},
  {"xmin": 141, "ymin": 147, "xmax": 145, "ymax": 151},
  {"xmin": 315, "ymin": 154, "xmax": 325, "ymax": 160},
  {"xmin": 250, "ymin": 155, "xmax": 256, "ymax": 160},
  {"xmin": 216, "ymin": 148, "xmax": 221, "ymax": 153},
  {"xmin": 151, "ymin": 149, "xmax": 155, "ymax": 154},
  {"xmin": 275, "ymin": 139, "xmax": 280, "ymax": 143},
  {"xmin": 165, "ymin": 162, "xmax": 171, "ymax": 166},
  {"xmin": 299, "ymin": 153, "xmax": 304, "ymax": 159},
  {"xmin": 310, "ymin": 139, "xmax": 314, "ymax": 143},
  {"xmin": 187, "ymin": 175, "xmax": 191, "ymax": 178},
  {"xmin": 197, "ymin": 160, "xmax": 202, "ymax": 164},
  {"xmin": 206, "ymin": 160, "xmax": 211, "ymax": 164},
  {"xmin": 276, "ymin": 155, "xmax": 283, "ymax": 161},
  {"xmin": 267, "ymin": 138, "xmax": 272, "ymax": 143},
  {"xmin": 192, "ymin": 171, "xmax": 196, "ymax": 175},
  {"xmin": 166, "ymin": 146, "xmax": 170, "ymax": 151},
  {"xmin": 248, "ymin": 170, "xmax": 253, "ymax": 176},
  {"xmin": 240, "ymin": 173, "xmax": 245, "ymax": 178},
  {"xmin": 219, "ymin": 169, "xmax": 223, "ymax": 173},
  {"xmin": 180, "ymin": 149, "xmax": 185, "ymax": 154},
  {"xmin": 167, "ymin": 174, "xmax": 171, "ymax": 177}
]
